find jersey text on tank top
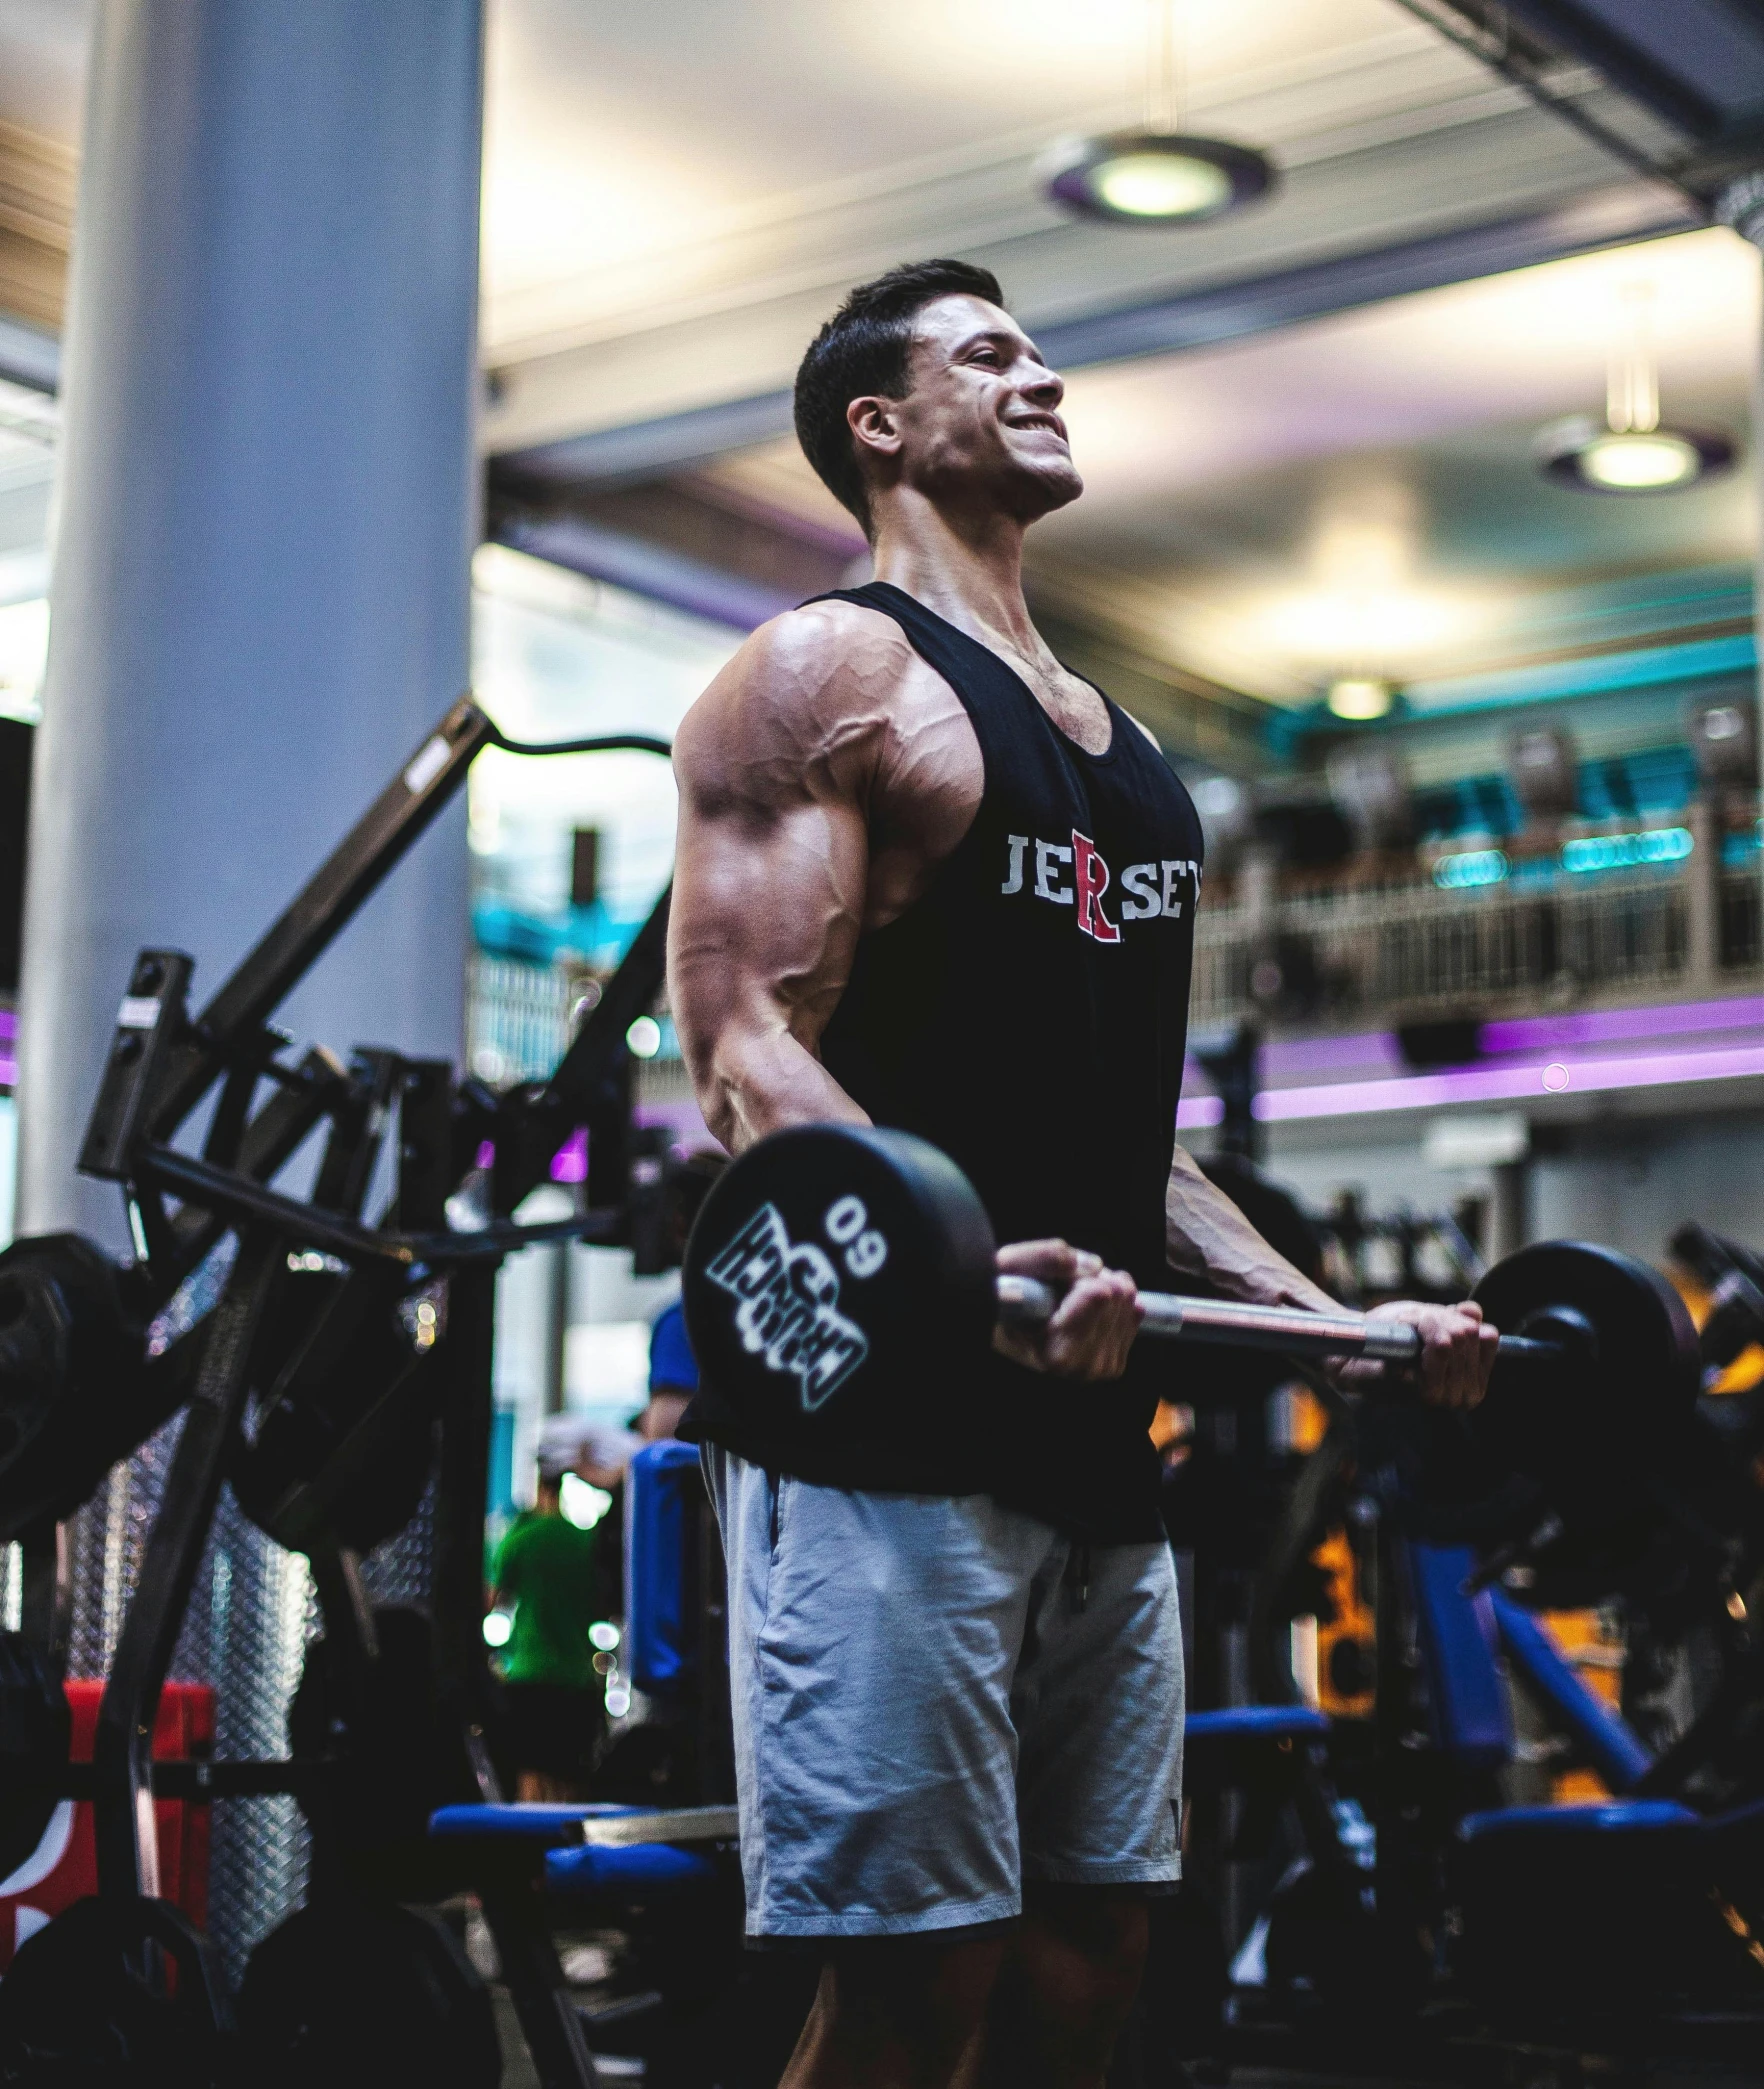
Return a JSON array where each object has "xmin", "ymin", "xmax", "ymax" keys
[{"xmin": 690, "ymin": 581, "xmax": 1204, "ymax": 1541}]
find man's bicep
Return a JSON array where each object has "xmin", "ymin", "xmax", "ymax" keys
[
  {"xmin": 671, "ymin": 787, "xmax": 868, "ymax": 1050},
  {"xmin": 667, "ymin": 610, "xmax": 890, "ymax": 1143}
]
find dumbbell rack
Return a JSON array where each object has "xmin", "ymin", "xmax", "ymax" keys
[{"xmin": 0, "ymin": 700, "xmax": 686, "ymax": 2084}]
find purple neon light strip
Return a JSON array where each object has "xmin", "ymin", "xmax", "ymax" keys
[
  {"xmin": 1481, "ymin": 996, "xmax": 1764, "ymax": 1056},
  {"xmin": 1195, "ymin": 997, "xmax": 1764, "ymax": 1097},
  {"xmin": 0, "ymin": 1010, "xmax": 15, "ymax": 1043},
  {"xmin": 1223, "ymin": 1042, "xmax": 1764, "ymax": 1124},
  {"xmin": 0, "ymin": 1053, "xmax": 13, "ymax": 1087},
  {"xmin": 1259, "ymin": 1030, "xmax": 1401, "ymax": 1076}
]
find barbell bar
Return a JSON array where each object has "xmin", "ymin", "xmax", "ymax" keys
[
  {"xmin": 680, "ymin": 1123, "xmax": 1636, "ymax": 1458},
  {"xmin": 993, "ymin": 1273, "xmax": 1564, "ymax": 1366}
]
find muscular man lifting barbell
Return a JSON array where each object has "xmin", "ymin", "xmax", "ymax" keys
[{"xmin": 666, "ymin": 258, "xmax": 1496, "ymax": 2089}]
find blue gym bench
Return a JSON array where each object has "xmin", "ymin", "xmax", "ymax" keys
[
  {"xmin": 430, "ymin": 1800, "xmax": 735, "ymax": 1899},
  {"xmin": 1397, "ymin": 1543, "xmax": 1764, "ymax": 2026},
  {"xmin": 428, "ymin": 1799, "xmax": 740, "ymax": 2089},
  {"xmin": 427, "ymin": 1442, "xmax": 737, "ymax": 2088},
  {"xmin": 1453, "ymin": 1794, "xmax": 1764, "ymax": 2022}
]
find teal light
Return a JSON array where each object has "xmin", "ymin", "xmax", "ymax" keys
[
  {"xmin": 1433, "ymin": 848, "xmax": 1510, "ymax": 890},
  {"xmin": 1561, "ymin": 827, "xmax": 1693, "ymax": 874}
]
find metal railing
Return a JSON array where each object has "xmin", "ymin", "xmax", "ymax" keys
[
  {"xmin": 466, "ymin": 956, "xmax": 576, "ymax": 1086},
  {"xmin": 467, "ymin": 955, "xmax": 685, "ymax": 1102},
  {"xmin": 470, "ymin": 863, "xmax": 1764, "ymax": 1062},
  {"xmin": 1191, "ymin": 864, "xmax": 1763, "ymax": 1029}
]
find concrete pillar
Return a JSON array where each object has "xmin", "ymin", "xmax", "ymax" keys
[{"xmin": 15, "ymin": 0, "xmax": 483, "ymax": 1248}]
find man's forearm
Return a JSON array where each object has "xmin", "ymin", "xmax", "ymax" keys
[
  {"xmin": 695, "ymin": 1023, "xmax": 869, "ymax": 1155},
  {"xmin": 1164, "ymin": 1144, "xmax": 1339, "ymax": 1314}
]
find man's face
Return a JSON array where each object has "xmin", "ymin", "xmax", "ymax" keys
[{"xmin": 856, "ymin": 295, "xmax": 1083, "ymax": 524}]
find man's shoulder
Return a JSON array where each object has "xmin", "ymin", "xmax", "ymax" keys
[
  {"xmin": 734, "ymin": 596, "xmax": 921, "ymax": 694},
  {"xmin": 677, "ymin": 596, "xmax": 939, "ymax": 788}
]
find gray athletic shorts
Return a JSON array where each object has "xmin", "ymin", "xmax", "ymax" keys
[{"xmin": 703, "ymin": 1445, "xmax": 1185, "ymax": 1939}]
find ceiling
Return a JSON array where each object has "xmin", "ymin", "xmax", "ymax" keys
[
  {"xmin": 0, "ymin": 1, "xmax": 1696, "ymax": 425},
  {"xmin": 589, "ymin": 226, "xmax": 1759, "ymax": 753},
  {"xmin": 1022, "ymin": 226, "xmax": 1760, "ymax": 700},
  {"xmin": 0, "ymin": 0, "xmax": 1758, "ymax": 776}
]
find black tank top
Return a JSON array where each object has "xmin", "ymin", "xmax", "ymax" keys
[{"xmin": 692, "ymin": 582, "xmax": 1204, "ymax": 1541}]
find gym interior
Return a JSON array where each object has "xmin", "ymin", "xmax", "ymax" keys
[{"xmin": 1, "ymin": 2, "xmax": 1764, "ymax": 2084}]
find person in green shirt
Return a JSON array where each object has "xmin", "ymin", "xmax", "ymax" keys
[{"xmin": 490, "ymin": 1454, "xmax": 603, "ymax": 1801}]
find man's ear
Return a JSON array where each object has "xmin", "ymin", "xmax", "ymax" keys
[{"xmin": 848, "ymin": 394, "xmax": 904, "ymax": 465}]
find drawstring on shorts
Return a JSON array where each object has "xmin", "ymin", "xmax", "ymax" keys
[{"xmin": 1066, "ymin": 1541, "xmax": 1091, "ymax": 1612}]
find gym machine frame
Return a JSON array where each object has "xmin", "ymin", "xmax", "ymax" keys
[{"xmin": 2, "ymin": 696, "xmax": 690, "ymax": 2086}]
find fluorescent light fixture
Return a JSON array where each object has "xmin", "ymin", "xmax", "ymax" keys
[
  {"xmin": 1561, "ymin": 826, "xmax": 1692, "ymax": 873},
  {"xmin": 1428, "ymin": 828, "xmax": 1690, "ymax": 888},
  {"xmin": 1326, "ymin": 677, "xmax": 1392, "ymax": 721},
  {"xmin": 1042, "ymin": 130, "xmax": 1272, "ymax": 225},
  {"xmin": 1433, "ymin": 848, "xmax": 1508, "ymax": 890}
]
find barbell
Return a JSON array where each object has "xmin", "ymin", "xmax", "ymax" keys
[{"xmin": 680, "ymin": 1124, "xmax": 1699, "ymax": 1459}]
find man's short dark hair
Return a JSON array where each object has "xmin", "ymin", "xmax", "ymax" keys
[{"xmin": 794, "ymin": 259, "xmax": 1004, "ymax": 534}]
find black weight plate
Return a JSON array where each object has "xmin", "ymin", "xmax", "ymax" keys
[
  {"xmin": 0, "ymin": 1235, "xmax": 145, "ymax": 1517},
  {"xmin": 231, "ymin": 1265, "xmax": 439, "ymax": 1554},
  {"xmin": 0, "ymin": 1630, "xmax": 68, "ymax": 1882},
  {"xmin": 1469, "ymin": 1241, "xmax": 1702, "ymax": 1600},
  {"xmin": 682, "ymin": 1124, "xmax": 997, "ymax": 1450},
  {"xmin": 0, "ymin": 1893, "xmax": 231, "ymax": 2087},
  {"xmin": 238, "ymin": 1898, "xmax": 500, "ymax": 2089},
  {"xmin": 289, "ymin": 1606, "xmax": 451, "ymax": 1858}
]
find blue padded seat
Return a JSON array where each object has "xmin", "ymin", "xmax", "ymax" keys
[
  {"xmin": 1458, "ymin": 1798, "xmax": 1695, "ymax": 1842},
  {"xmin": 1452, "ymin": 1796, "xmax": 1728, "ymax": 2018},
  {"xmin": 1183, "ymin": 1707, "xmax": 1328, "ymax": 1816},
  {"xmin": 1186, "ymin": 1706, "xmax": 1328, "ymax": 1742},
  {"xmin": 546, "ymin": 1843, "xmax": 716, "ymax": 1896},
  {"xmin": 430, "ymin": 1803, "xmax": 644, "ymax": 1845}
]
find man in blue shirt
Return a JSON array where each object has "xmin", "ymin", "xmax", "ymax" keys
[
  {"xmin": 637, "ymin": 1150, "xmax": 723, "ymax": 1442},
  {"xmin": 643, "ymin": 1298, "xmax": 698, "ymax": 1443}
]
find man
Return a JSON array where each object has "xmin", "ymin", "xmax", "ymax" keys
[
  {"xmin": 640, "ymin": 1151, "xmax": 725, "ymax": 1443},
  {"xmin": 489, "ymin": 1453, "xmax": 604, "ymax": 1801},
  {"xmin": 667, "ymin": 259, "xmax": 1496, "ymax": 2089}
]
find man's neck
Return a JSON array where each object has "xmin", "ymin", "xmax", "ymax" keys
[{"xmin": 868, "ymin": 491, "xmax": 1045, "ymax": 658}]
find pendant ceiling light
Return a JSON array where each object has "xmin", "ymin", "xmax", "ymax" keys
[
  {"xmin": 1536, "ymin": 283, "xmax": 1734, "ymax": 495},
  {"xmin": 1326, "ymin": 677, "xmax": 1395, "ymax": 722},
  {"xmin": 1041, "ymin": 0, "xmax": 1274, "ymax": 226}
]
